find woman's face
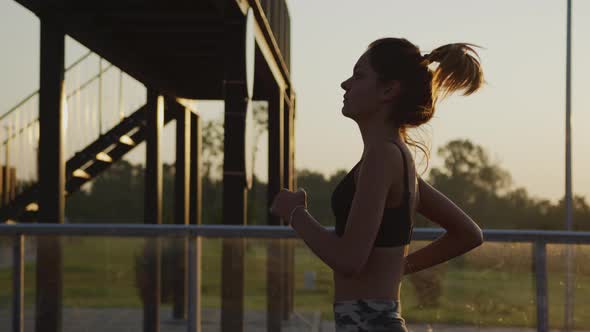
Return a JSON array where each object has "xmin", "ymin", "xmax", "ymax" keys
[
  {"xmin": 340, "ymin": 51, "xmax": 399, "ymax": 121},
  {"xmin": 340, "ymin": 52, "xmax": 380, "ymax": 119}
]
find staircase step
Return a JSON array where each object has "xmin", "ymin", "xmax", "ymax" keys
[
  {"xmin": 118, "ymin": 134, "xmax": 135, "ymax": 146},
  {"xmin": 95, "ymin": 152, "xmax": 113, "ymax": 163},
  {"xmin": 66, "ymin": 106, "xmax": 146, "ymax": 172},
  {"xmin": 0, "ymin": 99, "xmax": 183, "ymax": 222},
  {"xmin": 72, "ymin": 169, "xmax": 91, "ymax": 179}
]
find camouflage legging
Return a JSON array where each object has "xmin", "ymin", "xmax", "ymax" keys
[{"xmin": 333, "ymin": 299, "xmax": 408, "ymax": 332}]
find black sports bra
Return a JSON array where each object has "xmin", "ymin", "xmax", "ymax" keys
[{"xmin": 330, "ymin": 141, "xmax": 414, "ymax": 247}]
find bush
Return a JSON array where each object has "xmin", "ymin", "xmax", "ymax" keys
[{"xmin": 408, "ymin": 263, "xmax": 447, "ymax": 308}]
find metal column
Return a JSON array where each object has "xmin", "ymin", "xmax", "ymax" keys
[{"xmin": 36, "ymin": 12, "xmax": 65, "ymax": 332}]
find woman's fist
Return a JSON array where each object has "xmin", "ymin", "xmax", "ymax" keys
[{"xmin": 269, "ymin": 188, "xmax": 308, "ymax": 221}]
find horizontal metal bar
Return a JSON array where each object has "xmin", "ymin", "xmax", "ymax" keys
[
  {"xmin": 0, "ymin": 90, "xmax": 39, "ymax": 122},
  {"xmin": 480, "ymin": 228, "xmax": 590, "ymax": 244},
  {"xmin": 1, "ymin": 51, "xmax": 94, "ymax": 122},
  {"xmin": 1, "ymin": 63, "xmax": 115, "ymax": 145},
  {"xmin": 65, "ymin": 51, "xmax": 95, "ymax": 72},
  {"xmin": 0, "ymin": 224, "xmax": 589, "ymax": 244},
  {"xmin": 66, "ymin": 63, "xmax": 114, "ymax": 99}
]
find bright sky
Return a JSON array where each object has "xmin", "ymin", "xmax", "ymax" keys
[{"xmin": 1, "ymin": 0, "xmax": 589, "ymax": 204}]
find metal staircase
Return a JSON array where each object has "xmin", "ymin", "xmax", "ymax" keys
[{"xmin": 0, "ymin": 51, "xmax": 178, "ymax": 222}]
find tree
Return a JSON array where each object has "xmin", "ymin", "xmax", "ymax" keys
[
  {"xmin": 423, "ymin": 138, "xmax": 590, "ymax": 230},
  {"xmin": 201, "ymin": 117, "xmax": 224, "ymax": 181},
  {"xmin": 64, "ymin": 137, "xmax": 590, "ymax": 231},
  {"xmin": 428, "ymin": 139, "xmax": 512, "ymax": 203}
]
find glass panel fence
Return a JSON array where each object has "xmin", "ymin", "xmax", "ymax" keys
[{"xmin": 0, "ymin": 230, "xmax": 589, "ymax": 331}]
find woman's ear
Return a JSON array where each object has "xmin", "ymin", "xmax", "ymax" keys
[{"xmin": 382, "ymin": 80, "xmax": 402, "ymax": 103}]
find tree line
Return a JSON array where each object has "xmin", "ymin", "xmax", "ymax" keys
[{"xmin": 66, "ymin": 137, "xmax": 590, "ymax": 231}]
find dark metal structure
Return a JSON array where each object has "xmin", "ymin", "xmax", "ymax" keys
[{"xmin": 1, "ymin": 0, "xmax": 295, "ymax": 331}]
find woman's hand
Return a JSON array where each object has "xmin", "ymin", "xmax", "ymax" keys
[{"xmin": 269, "ymin": 188, "xmax": 308, "ymax": 222}]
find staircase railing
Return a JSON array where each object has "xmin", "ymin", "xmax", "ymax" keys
[{"xmin": 0, "ymin": 49, "xmax": 147, "ymax": 201}]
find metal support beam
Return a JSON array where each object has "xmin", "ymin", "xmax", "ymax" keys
[
  {"xmin": 267, "ymin": 84, "xmax": 285, "ymax": 331},
  {"xmin": 291, "ymin": 93, "xmax": 297, "ymax": 191},
  {"xmin": 564, "ymin": 1, "xmax": 574, "ymax": 330},
  {"xmin": 220, "ymin": 15, "xmax": 249, "ymax": 332},
  {"xmin": 187, "ymin": 235, "xmax": 202, "ymax": 332},
  {"xmin": 12, "ymin": 235, "xmax": 24, "ymax": 332},
  {"xmin": 189, "ymin": 113, "xmax": 203, "ymax": 227},
  {"xmin": 36, "ymin": 13, "xmax": 65, "ymax": 332},
  {"xmin": 282, "ymin": 91, "xmax": 294, "ymax": 320},
  {"xmin": 173, "ymin": 102, "xmax": 190, "ymax": 320},
  {"xmin": 221, "ymin": 82, "xmax": 248, "ymax": 332},
  {"xmin": 143, "ymin": 89, "xmax": 163, "ymax": 332},
  {"xmin": 533, "ymin": 241, "xmax": 548, "ymax": 332},
  {"xmin": 188, "ymin": 112, "xmax": 203, "ymax": 332}
]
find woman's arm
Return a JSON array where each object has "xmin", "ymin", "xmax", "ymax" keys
[
  {"xmin": 403, "ymin": 177, "xmax": 484, "ymax": 275},
  {"xmin": 287, "ymin": 143, "xmax": 404, "ymax": 278},
  {"xmin": 290, "ymin": 207, "xmax": 356, "ymax": 276}
]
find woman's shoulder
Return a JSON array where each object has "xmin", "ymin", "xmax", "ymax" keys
[{"xmin": 357, "ymin": 143, "xmax": 404, "ymax": 185}]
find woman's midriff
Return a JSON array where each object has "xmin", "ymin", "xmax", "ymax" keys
[{"xmin": 333, "ymin": 245, "xmax": 407, "ymax": 302}]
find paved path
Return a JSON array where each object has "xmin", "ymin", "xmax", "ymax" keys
[
  {"xmin": 2, "ymin": 308, "xmax": 589, "ymax": 331},
  {"xmin": 0, "ymin": 307, "xmax": 316, "ymax": 332},
  {"xmin": 321, "ymin": 321, "xmax": 590, "ymax": 332}
]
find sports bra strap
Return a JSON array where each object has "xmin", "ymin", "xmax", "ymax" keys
[
  {"xmin": 390, "ymin": 140, "xmax": 411, "ymax": 199},
  {"xmin": 391, "ymin": 140, "xmax": 415, "ymax": 233}
]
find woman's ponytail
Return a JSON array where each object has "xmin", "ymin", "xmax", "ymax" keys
[
  {"xmin": 427, "ymin": 43, "xmax": 484, "ymax": 102},
  {"xmin": 366, "ymin": 38, "xmax": 485, "ymax": 174}
]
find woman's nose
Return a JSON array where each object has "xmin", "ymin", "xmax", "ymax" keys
[{"xmin": 340, "ymin": 79, "xmax": 348, "ymax": 90}]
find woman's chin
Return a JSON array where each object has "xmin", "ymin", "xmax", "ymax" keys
[
  {"xmin": 342, "ymin": 105, "xmax": 354, "ymax": 116},
  {"xmin": 341, "ymin": 104, "xmax": 349, "ymax": 114}
]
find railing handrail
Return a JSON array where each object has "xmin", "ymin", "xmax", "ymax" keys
[
  {"xmin": 0, "ymin": 62, "xmax": 116, "ymax": 146},
  {"xmin": 2, "ymin": 222, "xmax": 580, "ymax": 331},
  {"xmin": 0, "ymin": 223, "xmax": 589, "ymax": 244},
  {"xmin": 0, "ymin": 50, "xmax": 95, "ymax": 122}
]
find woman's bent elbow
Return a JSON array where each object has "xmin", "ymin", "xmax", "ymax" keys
[
  {"xmin": 470, "ymin": 229, "xmax": 484, "ymax": 247},
  {"xmin": 453, "ymin": 228, "xmax": 483, "ymax": 249}
]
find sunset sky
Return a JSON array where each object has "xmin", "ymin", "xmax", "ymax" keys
[{"xmin": 1, "ymin": 0, "xmax": 589, "ymax": 205}]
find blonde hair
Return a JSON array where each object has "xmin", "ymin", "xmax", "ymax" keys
[{"xmin": 427, "ymin": 43, "xmax": 484, "ymax": 102}]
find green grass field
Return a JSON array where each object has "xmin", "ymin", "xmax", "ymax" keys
[{"xmin": 0, "ymin": 237, "xmax": 588, "ymax": 329}]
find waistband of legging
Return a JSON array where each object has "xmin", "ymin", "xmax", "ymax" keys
[{"xmin": 333, "ymin": 299, "xmax": 403, "ymax": 318}]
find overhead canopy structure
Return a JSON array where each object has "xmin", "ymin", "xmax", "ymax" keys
[
  {"xmin": 4, "ymin": 0, "xmax": 296, "ymax": 331},
  {"xmin": 15, "ymin": 0, "xmax": 293, "ymax": 99}
]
